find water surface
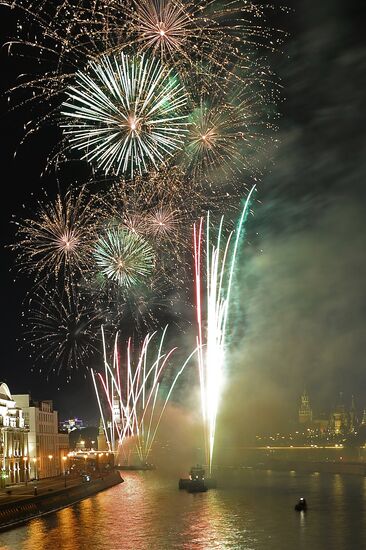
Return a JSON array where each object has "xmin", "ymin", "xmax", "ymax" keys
[{"xmin": 1, "ymin": 469, "xmax": 365, "ymax": 549}]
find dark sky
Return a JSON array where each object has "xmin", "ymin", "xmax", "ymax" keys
[{"xmin": 0, "ymin": 0, "xmax": 365, "ymax": 429}]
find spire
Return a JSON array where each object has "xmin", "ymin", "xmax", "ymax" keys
[{"xmin": 97, "ymin": 418, "xmax": 108, "ymax": 451}]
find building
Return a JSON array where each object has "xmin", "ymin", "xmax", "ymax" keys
[
  {"xmin": 298, "ymin": 389, "xmax": 313, "ymax": 425},
  {"xmin": 12, "ymin": 395, "xmax": 69, "ymax": 479},
  {"xmin": 0, "ymin": 383, "xmax": 29, "ymax": 485},
  {"xmin": 297, "ymin": 390, "xmax": 361, "ymax": 437},
  {"xmin": 328, "ymin": 393, "xmax": 359, "ymax": 436},
  {"xmin": 60, "ymin": 418, "xmax": 85, "ymax": 433}
]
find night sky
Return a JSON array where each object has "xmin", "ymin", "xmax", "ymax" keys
[{"xmin": 0, "ymin": 0, "xmax": 365, "ymax": 430}]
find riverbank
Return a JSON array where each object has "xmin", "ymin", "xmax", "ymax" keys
[
  {"xmin": 0, "ymin": 472, "xmax": 123, "ymax": 531},
  {"xmin": 234, "ymin": 446, "xmax": 366, "ymax": 476}
]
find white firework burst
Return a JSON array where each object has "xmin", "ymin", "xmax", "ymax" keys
[{"xmin": 62, "ymin": 52, "xmax": 188, "ymax": 177}]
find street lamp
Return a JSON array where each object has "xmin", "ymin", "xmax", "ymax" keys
[{"xmin": 48, "ymin": 455, "xmax": 53, "ymax": 477}]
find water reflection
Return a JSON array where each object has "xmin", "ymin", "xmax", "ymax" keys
[
  {"xmin": 1, "ymin": 470, "xmax": 366, "ymax": 550},
  {"xmin": 181, "ymin": 490, "xmax": 254, "ymax": 550}
]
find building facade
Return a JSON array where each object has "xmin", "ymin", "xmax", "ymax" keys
[
  {"xmin": 60, "ymin": 417, "xmax": 84, "ymax": 433},
  {"xmin": 0, "ymin": 383, "xmax": 28, "ymax": 485},
  {"xmin": 297, "ymin": 391, "xmax": 361, "ymax": 436},
  {"xmin": 298, "ymin": 389, "xmax": 313, "ymax": 424},
  {"xmin": 13, "ymin": 395, "xmax": 69, "ymax": 479}
]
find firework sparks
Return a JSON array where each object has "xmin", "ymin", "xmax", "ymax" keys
[
  {"xmin": 62, "ymin": 52, "xmax": 188, "ymax": 177},
  {"xmin": 182, "ymin": 70, "xmax": 273, "ymax": 183},
  {"xmin": 92, "ymin": 327, "xmax": 196, "ymax": 462},
  {"xmin": 24, "ymin": 287, "xmax": 102, "ymax": 373},
  {"xmin": 194, "ymin": 186, "xmax": 255, "ymax": 474},
  {"xmin": 129, "ymin": 0, "xmax": 284, "ymax": 73},
  {"xmin": 145, "ymin": 205, "xmax": 179, "ymax": 238},
  {"xmin": 93, "ymin": 226, "xmax": 155, "ymax": 288},
  {"xmin": 102, "ymin": 169, "xmax": 208, "ymax": 267},
  {"xmin": 133, "ymin": 0, "xmax": 192, "ymax": 58},
  {"xmin": 2, "ymin": 0, "xmax": 282, "ymax": 178},
  {"xmin": 11, "ymin": 186, "xmax": 99, "ymax": 286}
]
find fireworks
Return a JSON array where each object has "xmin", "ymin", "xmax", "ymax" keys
[
  {"xmin": 1, "ymin": 0, "xmax": 282, "ymax": 171},
  {"xmin": 4, "ymin": 0, "xmax": 279, "ymax": 433},
  {"xmin": 128, "ymin": 0, "xmax": 283, "ymax": 73},
  {"xmin": 145, "ymin": 205, "xmax": 179, "ymax": 239},
  {"xmin": 194, "ymin": 186, "xmax": 255, "ymax": 474},
  {"xmin": 93, "ymin": 226, "xmax": 155, "ymax": 288},
  {"xmin": 102, "ymin": 169, "xmax": 208, "ymax": 265},
  {"xmin": 24, "ymin": 288, "xmax": 102, "ymax": 373},
  {"xmin": 11, "ymin": 186, "xmax": 100, "ymax": 286},
  {"xmin": 181, "ymin": 68, "xmax": 273, "ymax": 184},
  {"xmin": 132, "ymin": 0, "xmax": 193, "ymax": 60},
  {"xmin": 62, "ymin": 52, "xmax": 188, "ymax": 177},
  {"xmin": 92, "ymin": 327, "xmax": 196, "ymax": 462},
  {"xmin": 85, "ymin": 274, "xmax": 179, "ymax": 335}
]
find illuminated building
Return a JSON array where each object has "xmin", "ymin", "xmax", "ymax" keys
[
  {"xmin": 329, "ymin": 392, "xmax": 348, "ymax": 435},
  {"xmin": 297, "ymin": 390, "xmax": 362, "ymax": 436},
  {"xmin": 298, "ymin": 389, "xmax": 313, "ymax": 425},
  {"xmin": 12, "ymin": 395, "xmax": 69, "ymax": 479},
  {"xmin": 60, "ymin": 418, "xmax": 84, "ymax": 433},
  {"xmin": 0, "ymin": 383, "xmax": 28, "ymax": 485}
]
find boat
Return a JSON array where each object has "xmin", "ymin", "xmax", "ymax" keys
[
  {"xmin": 178, "ymin": 465, "xmax": 216, "ymax": 492},
  {"xmin": 294, "ymin": 497, "xmax": 307, "ymax": 511}
]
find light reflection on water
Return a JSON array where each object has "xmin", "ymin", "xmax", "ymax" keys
[{"xmin": 1, "ymin": 470, "xmax": 366, "ymax": 550}]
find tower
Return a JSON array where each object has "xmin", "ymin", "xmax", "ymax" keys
[
  {"xmin": 349, "ymin": 395, "xmax": 358, "ymax": 433},
  {"xmin": 97, "ymin": 418, "xmax": 108, "ymax": 451},
  {"xmin": 298, "ymin": 389, "xmax": 313, "ymax": 425}
]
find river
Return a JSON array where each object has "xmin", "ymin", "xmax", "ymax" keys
[{"xmin": 1, "ymin": 469, "xmax": 365, "ymax": 549}]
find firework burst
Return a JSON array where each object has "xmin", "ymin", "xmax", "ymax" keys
[
  {"xmin": 93, "ymin": 226, "xmax": 155, "ymax": 288},
  {"xmin": 126, "ymin": 0, "xmax": 285, "ymax": 74},
  {"xmin": 2, "ymin": 0, "xmax": 283, "ymax": 177},
  {"xmin": 62, "ymin": 52, "xmax": 188, "ymax": 177},
  {"xmin": 182, "ymin": 70, "xmax": 274, "ymax": 184},
  {"xmin": 24, "ymin": 287, "xmax": 102, "ymax": 373},
  {"xmin": 11, "ymin": 186, "xmax": 99, "ymax": 286},
  {"xmin": 145, "ymin": 205, "xmax": 179, "ymax": 239},
  {"xmin": 102, "ymin": 170, "xmax": 202, "ymax": 255}
]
